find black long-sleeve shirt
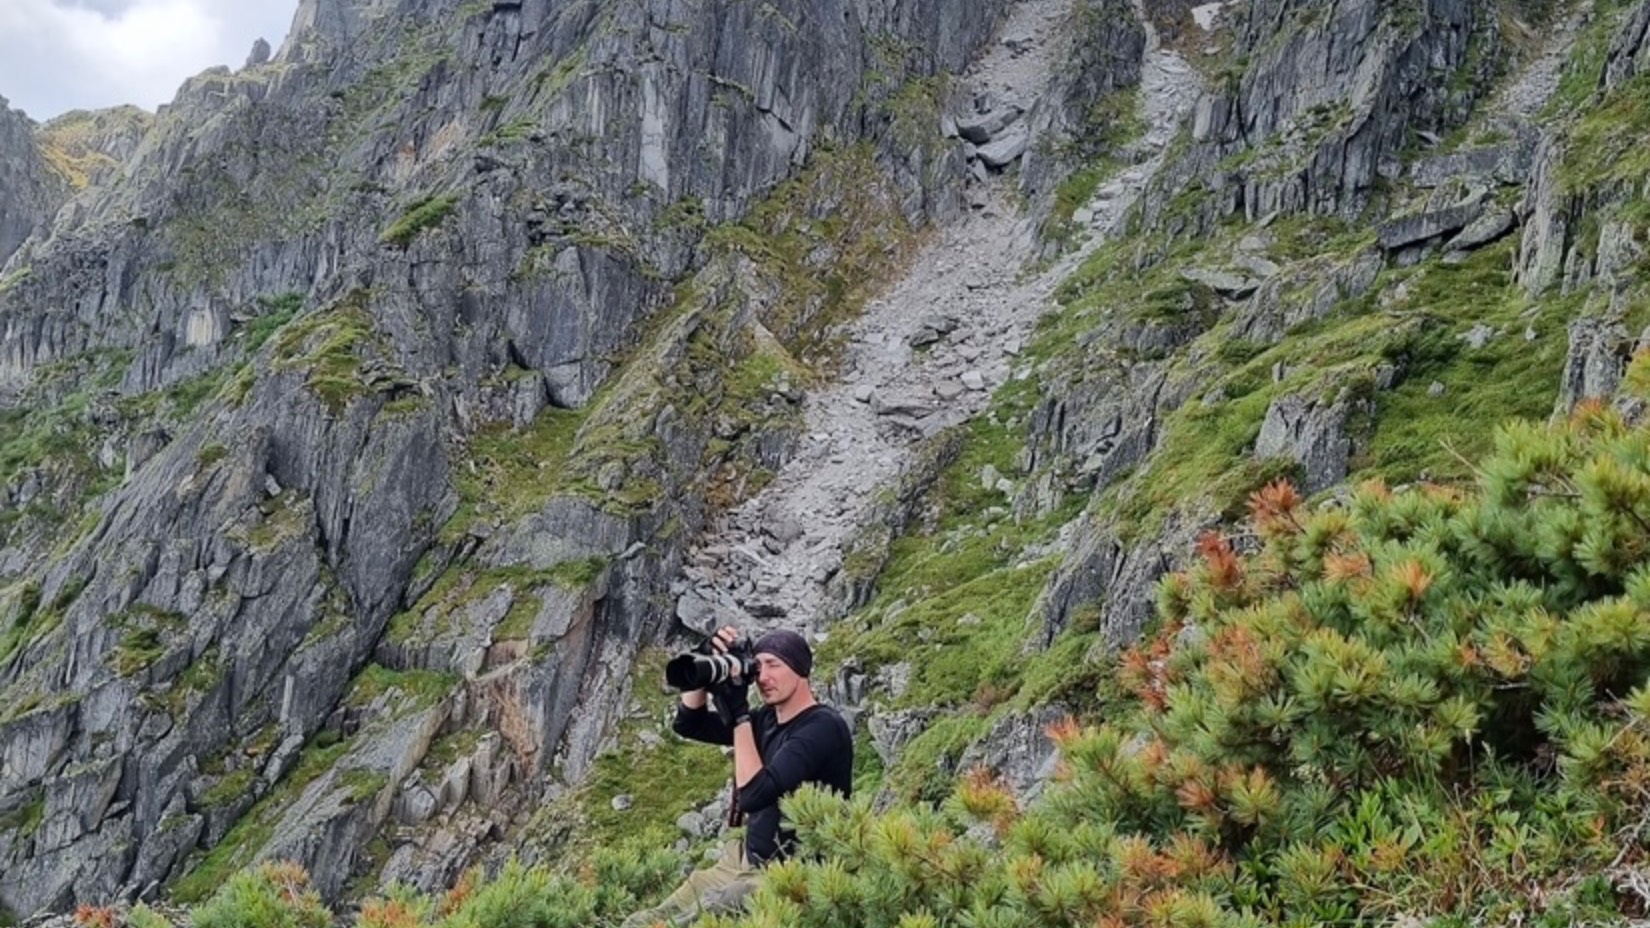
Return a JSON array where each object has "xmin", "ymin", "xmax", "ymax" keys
[{"xmin": 673, "ymin": 700, "xmax": 853, "ymax": 865}]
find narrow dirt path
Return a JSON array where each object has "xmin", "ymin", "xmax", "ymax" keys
[{"xmin": 673, "ymin": 0, "xmax": 1202, "ymax": 638}]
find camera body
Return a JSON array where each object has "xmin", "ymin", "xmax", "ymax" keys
[{"xmin": 665, "ymin": 636, "xmax": 757, "ymax": 691}]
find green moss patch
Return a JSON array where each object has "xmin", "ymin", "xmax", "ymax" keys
[
  {"xmin": 380, "ymin": 194, "xmax": 460, "ymax": 247},
  {"xmin": 344, "ymin": 664, "xmax": 456, "ymax": 711},
  {"xmin": 270, "ymin": 291, "xmax": 389, "ymax": 412}
]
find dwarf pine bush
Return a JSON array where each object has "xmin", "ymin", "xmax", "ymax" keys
[
  {"xmin": 190, "ymin": 862, "xmax": 332, "ymax": 928},
  {"xmin": 699, "ymin": 406, "xmax": 1650, "ymax": 927}
]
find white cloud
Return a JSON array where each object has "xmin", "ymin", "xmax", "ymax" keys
[{"xmin": 0, "ymin": 0, "xmax": 298, "ymax": 121}]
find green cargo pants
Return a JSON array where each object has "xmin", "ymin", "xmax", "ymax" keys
[{"xmin": 620, "ymin": 839, "xmax": 758, "ymax": 928}]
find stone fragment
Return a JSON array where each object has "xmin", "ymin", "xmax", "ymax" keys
[
  {"xmin": 1181, "ymin": 266, "xmax": 1260, "ymax": 298},
  {"xmin": 934, "ymin": 382, "xmax": 965, "ymax": 401},
  {"xmin": 961, "ymin": 370, "xmax": 987, "ymax": 391},
  {"xmin": 1462, "ymin": 324, "xmax": 1496, "ymax": 350},
  {"xmin": 611, "ymin": 794, "xmax": 633, "ymax": 812},
  {"xmin": 976, "ymin": 123, "xmax": 1030, "ymax": 168},
  {"xmin": 1233, "ymin": 254, "xmax": 1280, "ymax": 279},
  {"xmin": 980, "ymin": 463, "xmax": 1003, "ymax": 490},
  {"xmin": 677, "ymin": 810, "xmax": 705, "ymax": 835},
  {"xmin": 955, "ymin": 106, "xmax": 1024, "ymax": 144},
  {"xmin": 1442, "ymin": 207, "xmax": 1516, "ymax": 253},
  {"xmin": 1255, "ymin": 393, "xmax": 1357, "ymax": 494},
  {"xmin": 245, "ymin": 38, "xmax": 272, "ymax": 68},
  {"xmin": 875, "ymin": 401, "xmax": 934, "ymax": 420},
  {"xmin": 1377, "ymin": 202, "xmax": 1485, "ymax": 250}
]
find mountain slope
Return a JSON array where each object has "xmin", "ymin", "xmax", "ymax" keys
[{"xmin": 1, "ymin": 0, "xmax": 1648, "ymax": 922}]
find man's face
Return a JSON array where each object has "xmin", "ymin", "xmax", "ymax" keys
[{"xmin": 754, "ymin": 653, "xmax": 802, "ymax": 706}]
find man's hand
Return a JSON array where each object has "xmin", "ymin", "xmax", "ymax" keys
[
  {"xmin": 680, "ymin": 624, "xmax": 747, "ymax": 711},
  {"xmin": 711, "ymin": 679, "xmax": 751, "ymax": 729},
  {"xmin": 708, "ymin": 624, "xmax": 743, "ymax": 678}
]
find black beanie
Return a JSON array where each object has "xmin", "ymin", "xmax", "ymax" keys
[{"xmin": 753, "ymin": 629, "xmax": 813, "ymax": 678}]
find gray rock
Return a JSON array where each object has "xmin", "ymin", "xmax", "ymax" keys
[
  {"xmin": 1555, "ymin": 317, "xmax": 1635, "ymax": 414},
  {"xmin": 1378, "ymin": 202, "xmax": 1486, "ymax": 251},
  {"xmin": 394, "ymin": 785, "xmax": 440, "ymax": 825},
  {"xmin": 676, "ymin": 810, "xmax": 706, "ymax": 836},
  {"xmin": 1232, "ymin": 254, "xmax": 1281, "ymax": 279},
  {"xmin": 975, "ymin": 123, "xmax": 1031, "ymax": 168},
  {"xmin": 955, "ymin": 705, "xmax": 1070, "ymax": 801},
  {"xmin": 245, "ymin": 38, "xmax": 273, "ymax": 68},
  {"xmin": 955, "ymin": 106, "xmax": 1024, "ymax": 144},
  {"xmin": 611, "ymin": 794, "xmax": 633, "ymax": 812},
  {"xmin": 0, "ymin": 100, "xmax": 69, "ymax": 265},
  {"xmin": 1443, "ymin": 207, "xmax": 1516, "ymax": 253},
  {"xmin": 1181, "ymin": 267, "xmax": 1260, "ymax": 298},
  {"xmin": 980, "ymin": 463, "xmax": 1003, "ymax": 490},
  {"xmin": 1410, "ymin": 138, "xmax": 1536, "ymax": 188},
  {"xmin": 867, "ymin": 710, "xmax": 941, "ymax": 766},
  {"xmin": 1254, "ymin": 393, "xmax": 1360, "ymax": 494},
  {"xmin": 1462, "ymin": 324, "xmax": 1497, "ymax": 350}
]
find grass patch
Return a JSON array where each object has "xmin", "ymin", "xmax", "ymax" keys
[
  {"xmin": 344, "ymin": 663, "xmax": 456, "ymax": 711},
  {"xmin": 579, "ymin": 652, "xmax": 733, "ymax": 848},
  {"xmin": 1357, "ymin": 243, "xmax": 1571, "ymax": 484},
  {"xmin": 270, "ymin": 291, "xmax": 384, "ymax": 412},
  {"xmin": 880, "ymin": 713, "xmax": 995, "ymax": 804},
  {"xmin": 1545, "ymin": 0, "xmax": 1643, "ymax": 118},
  {"xmin": 0, "ymin": 790, "xmax": 45, "ymax": 838},
  {"xmin": 242, "ymin": 293, "xmax": 304, "ymax": 354},
  {"xmin": 198, "ymin": 768, "xmax": 256, "ymax": 809},
  {"xmin": 380, "ymin": 193, "xmax": 459, "ymax": 247},
  {"xmin": 1562, "ymin": 70, "xmax": 1650, "ymax": 193}
]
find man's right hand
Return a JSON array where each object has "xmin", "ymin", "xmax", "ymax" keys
[{"xmin": 708, "ymin": 625, "xmax": 741, "ymax": 657}]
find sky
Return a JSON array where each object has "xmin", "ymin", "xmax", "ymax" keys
[{"xmin": 0, "ymin": 0, "xmax": 299, "ymax": 121}]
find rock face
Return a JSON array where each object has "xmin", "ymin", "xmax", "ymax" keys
[
  {"xmin": 1517, "ymin": 0, "xmax": 1650, "ymax": 296},
  {"xmin": 0, "ymin": 0, "xmax": 1015, "ymax": 915},
  {"xmin": 1169, "ymin": 0, "xmax": 1486, "ymax": 225},
  {"xmin": 0, "ymin": 99, "xmax": 65, "ymax": 266}
]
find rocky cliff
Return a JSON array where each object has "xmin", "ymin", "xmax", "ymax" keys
[
  {"xmin": 2, "ymin": 0, "xmax": 1648, "ymax": 921},
  {"xmin": 0, "ymin": 0, "xmax": 1022, "ymax": 913},
  {"xmin": 0, "ymin": 101, "xmax": 66, "ymax": 268}
]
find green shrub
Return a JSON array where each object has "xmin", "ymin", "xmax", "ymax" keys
[
  {"xmin": 353, "ymin": 843, "xmax": 684, "ymax": 928},
  {"xmin": 692, "ymin": 409, "xmax": 1650, "ymax": 927},
  {"xmin": 190, "ymin": 862, "xmax": 333, "ymax": 928}
]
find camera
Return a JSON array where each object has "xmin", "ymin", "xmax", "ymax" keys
[{"xmin": 665, "ymin": 636, "xmax": 756, "ymax": 691}]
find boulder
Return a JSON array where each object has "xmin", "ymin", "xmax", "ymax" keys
[
  {"xmin": 975, "ymin": 123, "xmax": 1031, "ymax": 168},
  {"xmin": 955, "ymin": 106, "xmax": 1024, "ymax": 144},
  {"xmin": 1377, "ymin": 201, "xmax": 1486, "ymax": 251},
  {"xmin": 1254, "ymin": 393, "xmax": 1360, "ymax": 494}
]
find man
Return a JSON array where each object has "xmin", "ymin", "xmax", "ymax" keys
[{"xmin": 622, "ymin": 626, "xmax": 853, "ymax": 927}]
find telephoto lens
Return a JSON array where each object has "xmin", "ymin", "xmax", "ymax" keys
[{"xmin": 664, "ymin": 652, "xmax": 742, "ymax": 690}]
